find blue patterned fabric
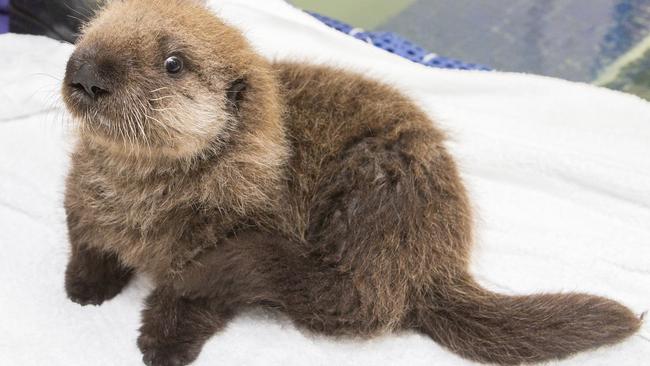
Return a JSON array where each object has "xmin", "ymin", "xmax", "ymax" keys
[
  {"xmin": 309, "ymin": 12, "xmax": 491, "ymax": 71},
  {"xmin": 0, "ymin": 0, "xmax": 8, "ymax": 34}
]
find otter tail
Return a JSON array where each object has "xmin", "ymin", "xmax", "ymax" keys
[{"xmin": 414, "ymin": 277, "xmax": 641, "ymax": 365}]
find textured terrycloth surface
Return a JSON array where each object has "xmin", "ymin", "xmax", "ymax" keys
[{"xmin": 0, "ymin": 1, "xmax": 649, "ymax": 365}]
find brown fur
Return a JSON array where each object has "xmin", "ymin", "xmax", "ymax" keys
[{"xmin": 61, "ymin": 1, "xmax": 641, "ymax": 365}]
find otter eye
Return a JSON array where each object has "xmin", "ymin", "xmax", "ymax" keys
[{"xmin": 164, "ymin": 56, "xmax": 183, "ymax": 74}]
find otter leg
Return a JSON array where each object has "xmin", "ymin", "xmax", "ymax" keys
[
  {"xmin": 137, "ymin": 286, "xmax": 232, "ymax": 366},
  {"xmin": 296, "ymin": 132, "xmax": 469, "ymax": 335},
  {"xmin": 64, "ymin": 206, "xmax": 134, "ymax": 305},
  {"xmin": 65, "ymin": 245, "xmax": 133, "ymax": 306},
  {"xmin": 172, "ymin": 230, "xmax": 407, "ymax": 338}
]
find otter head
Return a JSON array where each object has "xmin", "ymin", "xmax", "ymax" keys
[{"xmin": 62, "ymin": 0, "xmax": 276, "ymax": 160}]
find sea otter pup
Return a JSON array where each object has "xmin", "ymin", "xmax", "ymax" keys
[{"xmin": 61, "ymin": 1, "xmax": 640, "ymax": 365}]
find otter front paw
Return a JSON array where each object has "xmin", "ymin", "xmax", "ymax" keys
[
  {"xmin": 65, "ymin": 270, "xmax": 130, "ymax": 306},
  {"xmin": 64, "ymin": 248, "xmax": 133, "ymax": 306},
  {"xmin": 137, "ymin": 333, "xmax": 202, "ymax": 366}
]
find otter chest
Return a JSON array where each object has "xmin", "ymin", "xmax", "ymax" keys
[{"xmin": 83, "ymin": 174, "xmax": 216, "ymax": 276}]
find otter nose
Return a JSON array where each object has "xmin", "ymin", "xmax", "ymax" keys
[{"xmin": 70, "ymin": 63, "xmax": 110, "ymax": 98}]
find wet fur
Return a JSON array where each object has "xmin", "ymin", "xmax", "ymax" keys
[{"xmin": 62, "ymin": 1, "xmax": 641, "ymax": 365}]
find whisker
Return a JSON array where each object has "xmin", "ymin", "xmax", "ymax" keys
[
  {"xmin": 149, "ymin": 95, "xmax": 175, "ymax": 101},
  {"xmin": 150, "ymin": 87, "xmax": 170, "ymax": 93}
]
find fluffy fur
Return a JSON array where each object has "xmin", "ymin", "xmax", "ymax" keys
[{"xmin": 61, "ymin": 1, "xmax": 641, "ymax": 365}]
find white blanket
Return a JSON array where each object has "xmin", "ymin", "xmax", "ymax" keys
[{"xmin": 0, "ymin": 1, "xmax": 648, "ymax": 365}]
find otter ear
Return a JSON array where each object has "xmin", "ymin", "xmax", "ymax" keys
[{"xmin": 227, "ymin": 78, "xmax": 248, "ymax": 112}]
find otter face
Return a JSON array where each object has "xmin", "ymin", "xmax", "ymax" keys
[{"xmin": 62, "ymin": 0, "xmax": 249, "ymax": 158}]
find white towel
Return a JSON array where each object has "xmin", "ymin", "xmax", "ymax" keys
[{"xmin": 0, "ymin": 1, "xmax": 648, "ymax": 365}]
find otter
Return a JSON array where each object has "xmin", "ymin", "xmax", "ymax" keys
[{"xmin": 60, "ymin": 1, "xmax": 641, "ymax": 365}]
